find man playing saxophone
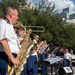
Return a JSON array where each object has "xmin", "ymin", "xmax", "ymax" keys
[{"xmin": 0, "ymin": 7, "xmax": 20, "ymax": 75}]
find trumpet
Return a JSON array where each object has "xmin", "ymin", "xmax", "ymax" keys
[{"xmin": 14, "ymin": 21, "xmax": 45, "ymax": 32}]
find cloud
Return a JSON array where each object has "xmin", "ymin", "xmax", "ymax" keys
[
  {"xmin": 27, "ymin": 0, "xmax": 75, "ymax": 13},
  {"xmin": 48, "ymin": 0, "xmax": 75, "ymax": 13},
  {"xmin": 27, "ymin": 0, "xmax": 33, "ymax": 4}
]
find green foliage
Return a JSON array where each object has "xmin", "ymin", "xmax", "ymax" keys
[
  {"xmin": 0, "ymin": 0, "xmax": 75, "ymax": 48},
  {"xmin": 0, "ymin": 9, "xmax": 4, "ymax": 17},
  {"xmin": 0, "ymin": 0, "xmax": 27, "ymax": 17}
]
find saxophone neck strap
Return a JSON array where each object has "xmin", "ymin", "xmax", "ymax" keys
[{"xmin": 3, "ymin": 17, "xmax": 10, "ymax": 24}]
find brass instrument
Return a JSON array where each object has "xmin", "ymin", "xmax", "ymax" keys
[
  {"xmin": 7, "ymin": 21, "xmax": 44, "ymax": 75},
  {"xmin": 14, "ymin": 21, "xmax": 45, "ymax": 32},
  {"xmin": 25, "ymin": 26, "xmax": 45, "ymax": 32},
  {"xmin": 14, "ymin": 21, "xmax": 26, "ymax": 31},
  {"xmin": 7, "ymin": 29, "xmax": 32, "ymax": 75}
]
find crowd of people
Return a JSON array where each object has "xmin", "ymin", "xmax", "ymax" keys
[{"xmin": 0, "ymin": 7, "xmax": 75, "ymax": 75}]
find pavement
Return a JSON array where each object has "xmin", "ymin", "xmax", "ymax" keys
[
  {"xmin": 38, "ymin": 66, "xmax": 75, "ymax": 75},
  {"xmin": 0, "ymin": 65, "xmax": 75, "ymax": 75}
]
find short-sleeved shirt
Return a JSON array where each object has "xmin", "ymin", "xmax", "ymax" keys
[
  {"xmin": 71, "ymin": 54, "xmax": 75, "ymax": 59},
  {"xmin": 0, "ymin": 19, "xmax": 19, "ymax": 54},
  {"xmin": 64, "ymin": 53, "xmax": 72, "ymax": 59}
]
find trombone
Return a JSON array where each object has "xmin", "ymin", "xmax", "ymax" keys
[
  {"xmin": 25, "ymin": 26, "xmax": 45, "ymax": 32},
  {"xmin": 14, "ymin": 21, "xmax": 45, "ymax": 32}
]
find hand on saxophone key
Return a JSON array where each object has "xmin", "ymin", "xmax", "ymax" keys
[
  {"xmin": 10, "ymin": 57, "xmax": 20, "ymax": 67},
  {"xmin": 12, "ymin": 65, "xmax": 17, "ymax": 69}
]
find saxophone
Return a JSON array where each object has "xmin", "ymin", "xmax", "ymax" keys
[{"xmin": 6, "ymin": 23, "xmax": 35, "ymax": 75}]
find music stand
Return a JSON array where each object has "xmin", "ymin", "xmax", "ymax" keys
[{"xmin": 43, "ymin": 57, "xmax": 63, "ymax": 75}]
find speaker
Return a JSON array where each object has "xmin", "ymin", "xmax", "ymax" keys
[{"xmin": 58, "ymin": 67, "xmax": 73, "ymax": 75}]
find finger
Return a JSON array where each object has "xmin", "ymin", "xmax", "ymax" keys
[{"xmin": 14, "ymin": 65, "xmax": 17, "ymax": 68}]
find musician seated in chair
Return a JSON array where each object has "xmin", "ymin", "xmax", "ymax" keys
[
  {"xmin": 56, "ymin": 47, "xmax": 64, "ymax": 58},
  {"xmin": 70, "ymin": 49, "xmax": 75, "ymax": 66},
  {"xmin": 55, "ymin": 48, "xmax": 64, "ymax": 69},
  {"xmin": 70, "ymin": 49, "xmax": 75, "ymax": 59},
  {"xmin": 63, "ymin": 48, "xmax": 72, "ymax": 67}
]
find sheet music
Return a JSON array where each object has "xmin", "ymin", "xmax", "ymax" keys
[
  {"xmin": 63, "ymin": 67, "xmax": 72, "ymax": 73},
  {"xmin": 44, "ymin": 57, "xmax": 63, "ymax": 64}
]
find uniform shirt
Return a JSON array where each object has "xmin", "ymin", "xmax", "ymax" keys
[
  {"xmin": 71, "ymin": 53, "xmax": 75, "ymax": 59},
  {"xmin": 30, "ymin": 39, "xmax": 38, "ymax": 56},
  {"xmin": 0, "ymin": 19, "xmax": 19, "ymax": 54},
  {"xmin": 33, "ymin": 39, "xmax": 37, "ymax": 44},
  {"xmin": 64, "ymin": 52, "xmax": 72, "ymax": 59},
  {"xmin": 31, "ymin": 51, "xmax": 37, "ymax": 56}
]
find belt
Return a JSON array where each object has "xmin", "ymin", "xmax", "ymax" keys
[{"xmin": 0, "ymin": 52, "xmax": 17, "ymax": 58}]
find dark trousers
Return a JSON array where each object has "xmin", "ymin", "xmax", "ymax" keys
[
  {"xmin": 38, "ymin": 53, "xmax": 47, "ymax": 75},
  {"xmin": 0, "ymin": 52, "xmax": 8, "ymax": 75},
  {"xmin": 63, "ymin": 59, "xmax": 70, "ymax": 67},
  {"xmin": 21, "ymin": 64, "xmax": 26, "ymax": 75},
  {"xmin": 41, "ymin": 53, "xmax": 47, "ymax": 75},
  {"xmin": 0, "ymin": 52, "xmax": 26, "ymax": 75},
  {"xmin": 26, "ymin": 55, "xmax": 38, "ymax": 75},
  {"xmin": 0, "ymin": 52, "xmax": 17, "ymax": 75}
]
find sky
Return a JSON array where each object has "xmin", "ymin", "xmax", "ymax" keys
[
  {"xmin": 27, "ymin": 0, "xmax": 75, "ymax": 13},
  {"xmin": 72, "ymin": 0, "xmax": 75, "ymax": 4}
]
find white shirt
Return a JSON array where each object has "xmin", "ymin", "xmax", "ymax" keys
[
  {"xmin": 33, "ymin": 39, "xmax": 37, "ymax": 44},
  {"xmin": 71, "ymin": 54, "xmax": 75, "ymax": 59},
  {"xmin": 18, "ymin": 37, "xmax": 24, "ymax": 48},
  {"xmin": 31, "ymin": 51, "xmax": 37, "ymax": 56},
  {"xmin": 64, "ymin": 52, "xmax": 72, "ymax": 59},
  {"xmin": 0, "ymin": 19, "xmax": 19, "ymax": 54},
  {"xmin": 30, "ymin": 39, "xmax": 38, "ymax": 56}
]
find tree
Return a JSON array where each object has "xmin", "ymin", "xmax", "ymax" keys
[
  {"xmin": 0, "ymin": 0, "xmax": 27, "ymax": 17},
  {"xmin": 0, "ymin": 0, "xmax": 75, "ymax": 48}
]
